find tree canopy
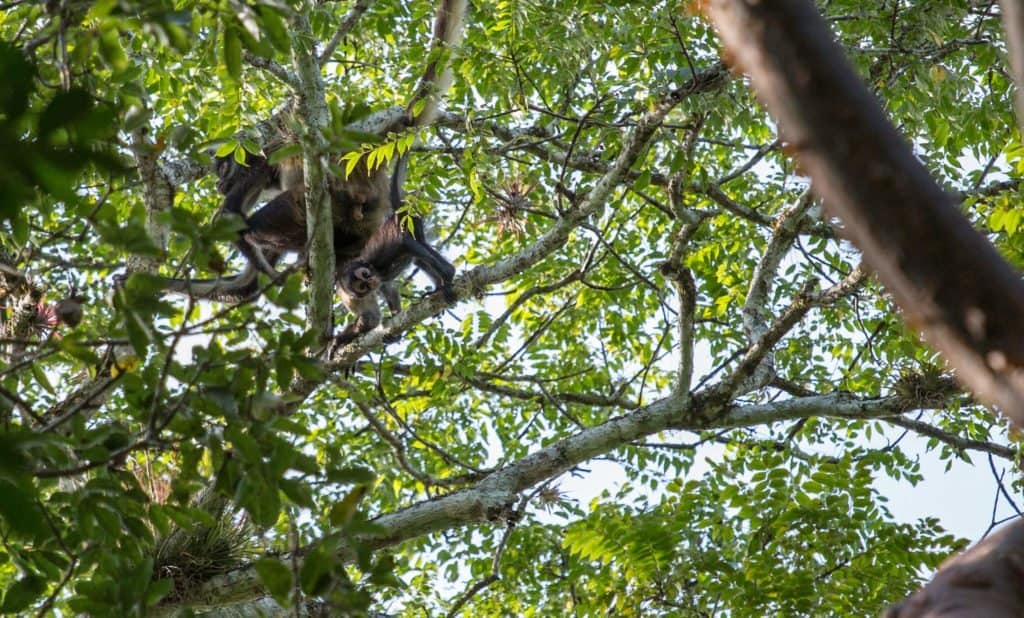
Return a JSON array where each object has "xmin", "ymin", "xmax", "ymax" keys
[{"xmin": 0, "ymin": 0, "xmax": 1021, "ymax": 616}]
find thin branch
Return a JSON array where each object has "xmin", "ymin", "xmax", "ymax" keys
[
  {"xmin": 244, "ymin": 52, "xmax": 300, "ymax": 88},
  {"xmin": 703, "ymin": 183, "xmax": 773, "ymax": 227},
  {"xmin": 709, "ymin": 265, "xmax": 867, "ymax": 401},
  {"xmin": 716, "ymin": 139, "xmax": 780, "ymax": 185},
  {"xmin": 346, "ymin": 386, "xmax": 473, "ymax": 488},
  {"xmin": 445, "ymin": 518, "xmax": 516, "ymax": 617},
  {"xmin": 319, "ymin": 0, "xmax": 376, "ymax": 65},
  {"xmin": 473, "ymin": 270, "xmax": 582, "ymax": 348},
  {"xmin": 988, "ymin": 452, "xmax": 1023, "ymax": 514},
  {"xmin": 884, "ymin": 415, "xmax": 1015, "ymax": 459}
]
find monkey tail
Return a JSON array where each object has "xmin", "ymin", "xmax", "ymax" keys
[
  {"xmin": 406, "ymin": 0, "xmax": 468, "ymax": 128},
  {"xmin": 389, "ymin": 150, "xmax": 409, "ymax": 213},
  {"xmin": 162, "ymin": 265, "xmax": 261, "ymax": 304}
]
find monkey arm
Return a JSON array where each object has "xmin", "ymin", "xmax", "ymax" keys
[
  {"xmin": 334, "ymin": 305, "xmax": 381, "ymax": 346},
  {"xmin": 158, "ymin": 264, "xmax": 262, "ymax": 303},
  {"xmin": 233, "ymin": 190, "xmax": 306, "ymax": 277},
  {"xmin": 378, "ymin": 282, "xmax": 402, "ymax": 314},
  {"xmin": 400, "ymin": 233, "xmax": 456, "ymax": 301}
]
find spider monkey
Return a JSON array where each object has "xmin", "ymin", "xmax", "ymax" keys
[
  {"xmin": 157, "ymin": 0, "xmax": 467, "ymax": 311},
  {"xmin": 335, "ymin": 160, "xmax": 456, "ymax": 345},
  {"xmin": 160, "ymin": 150, "xmax": 391, "ymax": 302}
]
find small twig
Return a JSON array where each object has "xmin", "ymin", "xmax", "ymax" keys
[
  {"xmin": 988, "ymin": 451, "xmax": 1023, "ymax": 514},
  {"xmin": 445, "ymin": 487, "xmax": 534, "ymax": 617},
  {"xmin": 39, "ymin": 375, "xmax": 121, "ymax": 434},
  {"xmin": 244, "ymin": 53, "xmax": 299, "ymax": 88},
  {"xmin": 35, "ymin": 503, "xmax": 78, "ymax": 617},
  {"xmin": 319, "ymin": 0, "xmax": 376, "ymax": 64}
]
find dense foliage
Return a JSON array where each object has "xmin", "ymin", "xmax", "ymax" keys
[{"xmin": 0, "ymin": 0, "xmax": 1019, "ymax": 615}]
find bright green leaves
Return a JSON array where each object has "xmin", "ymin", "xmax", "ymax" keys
[
  {"xmin": 340, "ymin": 130, "xmax": 416, "ymax": 179},
  {"xmin": 555, "ymin": 444, "xmax": 965, "ymax": 617}
]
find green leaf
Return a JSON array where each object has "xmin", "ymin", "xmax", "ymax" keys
[
  {"xmin": 268, "ymin": 142, "xmax": 302, "ymax": 163},
  {"xmin": 326, "ymin": 466, "xmax": 376, "ymax": 485},
  {"xmin": 299, "ymin": 545, "xmax": 334, "ymax": 596},
  {"xmin": 328, "ymin": 485, "xmax": 367, "ymax": 528},
  {"xmin": 0, "ymin": 482, "xmax": 49, "ymax": 540},
  {"xmin": 254, "ymin": 557, "xmax": 293, "ymax": 600},
  {"xmin": 223, "ymin": 28, "xmax": 242, "ymax": 81},
  {"xmin": 30, "ymin": 362, "xmax": 54, "ymax": 394},
  {"xmin": 38, "ymin": 89, "xmax": 94, "ymax": 138},
  {"xmin": 146, "ymin": 579, "xmax": 174, "ymax": 607},
  {"xmin": 1, "ymin": 574, "xmax": 47, "ymax": 613},
  {"xmin": 98, "ymin": 26, "xmax": 129, "ymax": 72},
  {"xmin": 258, "ymin": 6, "xmax": 290, "ymax": 53},
  {"xmin": 215, "ymin": 141, "xmax": 239, "ymax": 158},
  {"xmin": 225, "ymin": 426, "xmax": 261, "ymax": 462}
]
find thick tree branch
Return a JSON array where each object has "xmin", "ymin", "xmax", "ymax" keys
[
  {"xmin": 706, "ymin": 0, "xmax": 1024, "ymax": 422},
  {"xmin": 160, "ymin": 385, "xmax": 974, "ymax": 612},
  {"xmin": 743, "ymin": 188, "xmax": 814, "ymax": 344},
  {"xmin": 1001, "ymin": 0, "xmax": 1024, "ymax": 136},
  {"xmin": 885, "ymin": 516, "xmax": 1024, "ymax": 617},
  {"xmin": 739, "ymin": 188, "xmax": 816, "ymax": 389}
]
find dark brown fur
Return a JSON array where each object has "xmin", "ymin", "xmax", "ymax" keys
[
  {"xmin": 161, "ymin": 149, "xmax": 392, "ymax": 303},
  {"xmin": 222, "ymin": 149, "xmax": 390, "ymax": 272},
  {"xmin": 155, "ymin": 0, "xmax": 467, "ymax": 317},
  {"xmin": 334, "ymin": 214, "xmax": 455, "ymax": 345}
]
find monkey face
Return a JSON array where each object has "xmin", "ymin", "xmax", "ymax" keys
[{"xmin": 348, "ymin": 265, "xmax": 380, "ymax": 297}]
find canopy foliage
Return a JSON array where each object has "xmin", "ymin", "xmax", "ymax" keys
[{"xmin": 0, "ymin": 0, "xmax": 1020, "ymax": 616}]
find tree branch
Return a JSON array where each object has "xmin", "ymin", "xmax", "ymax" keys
[
  {"xmin": 159, "ymin": 383, "xmax": 965, "ymax": 611},
  {"xmin": 885, "ymin": 516, "xmax": 1024, "ymax": 617},
  {"xmin": 1001, "ymin": 0, "xmax": 1024, "ymax": 136},
  {"xmin": 705, "ymin": 0, "xmax": 1024, "ymax": 421},
  {"xmin": 244, "ymin": 52, "xmax": 299, "ymax": 88},
  {"xmin": 884, "ymin": 415, "xmax": 1015, "ymax": 459},
  {"xmin": 318, "ymin": 0, "xmax": 376, "ymax": 64}
]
